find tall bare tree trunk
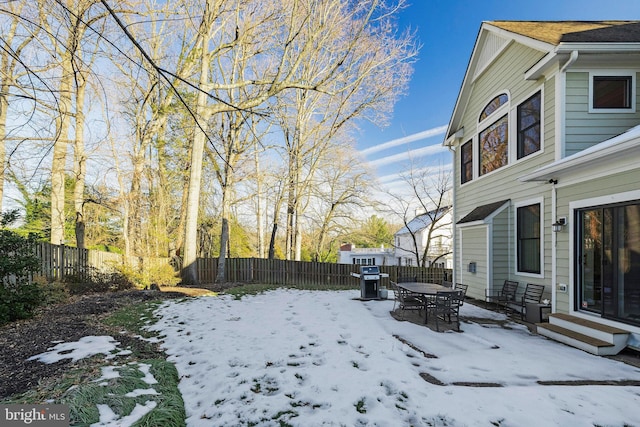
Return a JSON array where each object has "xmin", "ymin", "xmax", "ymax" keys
[
  {"xmin": 73, "ymin": 72, "xmax": 87, "ymax": 249},
  {"xmin": 181, "ymin": 0, "xmax": 215, "ymax": 284},
  {"xmin": 50, "ymin": 51, "xmax": 73, "ymax": 245},
  {"xmin": 255, "ymin": 148, "xmax": 264, "ymax": 258}
]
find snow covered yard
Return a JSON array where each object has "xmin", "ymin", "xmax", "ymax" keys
[{"xmin": 150, "ymin": 289, "xmax": 640, "ymax": 427}]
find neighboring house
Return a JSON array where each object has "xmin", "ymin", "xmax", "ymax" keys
[
  {"xmin": 338, "ymin": 243, "xmax": 395, "ymax": 265},
  {"xmin": 394, "ymin": 207, "xmax": 452, "ymax": 268},
  {"xmin": 444, "ymin": 21, "xmax": 640, "ymax": 352}
]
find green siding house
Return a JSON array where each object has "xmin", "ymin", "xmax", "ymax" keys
[{"xmin": 444, "ymin": 21, "xmax": 640, "ymax": 354}]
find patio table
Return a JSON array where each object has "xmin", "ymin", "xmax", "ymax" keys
[{"xmin": 397, "ymin": 282, "xmax": 452, "ymax": 323}]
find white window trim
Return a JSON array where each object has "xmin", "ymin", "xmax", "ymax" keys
[
  {"xmin": 465, "ymin": 86, "xmax": 544, "ymax": 185},
  {"xmin": 514, "ymin": 198, "xmax": 544, "ymax": 278},
  {"xmin": 588, "ymin": 70, "xmax": 637, "ymax": 113},
  {"xmin": 512, "ymin": 88, "xmax": 545, "ymax": 165}
]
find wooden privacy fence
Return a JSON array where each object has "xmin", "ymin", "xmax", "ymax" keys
[
  {"xmin": 31, "ymin": 243, "xmax": 450, "ymax": 288},
  {"xmin": 196, "ymin": 257, "xmax": 451, "ymax": 288},
  {"xmin": 34, "ymin": 242, "xmax": 171, "ymax": 280}
]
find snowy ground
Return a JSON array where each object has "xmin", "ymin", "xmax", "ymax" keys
[{"xmin": 148, "ymin": 289, "xmax": 640, "ymax": 427}]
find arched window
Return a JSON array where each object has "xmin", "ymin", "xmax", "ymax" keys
[
  {"xmin": 479, "ymin": 93, "xmax": 508, "ymax": 121},
  {"xmin": 479, "ymin": 93, "xmax": 509, "ymax": 176}
]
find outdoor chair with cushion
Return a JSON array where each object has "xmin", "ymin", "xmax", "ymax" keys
[
  {"xmin": 434, "ymin": 290, "xmax": 464, "ymax": 332},
  {"xmin": 485, "ymin": 280, "xmax": 519, "ymax": 312}
]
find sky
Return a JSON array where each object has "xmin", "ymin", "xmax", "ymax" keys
[
  {"xmin": 28, "ymin": 289, "xmax": 640, "ymax": 426},
  {"xmin": 361, "ymin": 0, "xmax": 640, "ymax": 192}
]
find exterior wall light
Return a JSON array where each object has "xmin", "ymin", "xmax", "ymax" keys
[{"xmin": 552, "ymin": 217, "xmax": 567, "ymax": 232}]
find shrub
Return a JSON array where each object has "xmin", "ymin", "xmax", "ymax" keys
[
  {"xmin": 0, "ymin": 210, "xmax": 43, "ymax": 324},
  {"xmin": 110, "ymin": 262, "xmax": 180, "ymax": 289},
  {"xmin": 63, "ymin": 266, "xmax": 135, "ymax": 295}
]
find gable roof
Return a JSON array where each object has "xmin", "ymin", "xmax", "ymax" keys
[
  {"xmin": 395, "ymin": 207, "xmax": 450, "ymax": 235},
  {"xmin": 444, "ymin": 20, "xmax": 640, "ymax": 146},
  {"xmin": 490, "ymin": 21, "xmax": 640, "ymax": 45}
]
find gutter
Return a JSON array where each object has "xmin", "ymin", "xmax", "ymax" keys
[{"xmin": 560, "ymin": 50, "xmax": 579, "ymax": 73}]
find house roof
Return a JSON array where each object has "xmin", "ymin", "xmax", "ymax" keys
[
  {"xmin": 519, "ymin": 125, "xmax": 640, "ymax": 183},
  {"xmin": 489, "ymin": 21, "xmax": 640, "ymax": 45},
  {"xmin": 444, "ymin": 20, "xmax": 640, "ymax": 146},
  {"xmin": 395, "ymin": 207, "xmax": 450, "ymax": 235},
  {"xmin": 457, "ymin": 200, "xmax": 510, "ymax": 224}
]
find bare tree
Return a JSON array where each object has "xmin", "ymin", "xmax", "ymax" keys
[
  {"xmin": 307, "ymin": 145, "xmax": 372, "ymax": 262},
  {"xmin": 383, "ymin": 164, "xmax": 452, "ymax": 267},
  {"xmin": 36, "ymin": 0, "xmax": 109, "ymax": 245},
  {"xmin": 0, "ymin": 0, "xmax": 39, "ymax": 213},
  {"xmin": 273, "ymin": 0, "xmax": 417, "ymax": 261}
]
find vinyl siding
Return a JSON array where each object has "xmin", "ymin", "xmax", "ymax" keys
[
  {"xmin": 491, "ymin": 208, "xmax": 510, "ymax": 290},
  {"xmin": 565, "ymin": 71, "xmax": 640, "ymax": 156},
  {"xmin": 459, "ymin": 226, "xmax": 487, "ymax": 301},
  {"xmin": 453, "ymin": 41, "xmax": 555, "ymax": 287}
]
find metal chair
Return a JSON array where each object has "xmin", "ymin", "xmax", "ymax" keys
[
  {"xmin": 390, "ymin": 281, "xmax": 424, "ymax": 319},
  {"xmin": 485, "ymin": 280, "xmax": 519, "ymax": 312},
  {"xmin": 434, "ymin": 290, "xmax": 464, "ymax": 332},
  {"xmin": 454, "ymin": 283, "xmax": 468, "ymax": 306},
  {"xmin": 518, "ymin": 283, "xmax": 546, "ymax": 319}
]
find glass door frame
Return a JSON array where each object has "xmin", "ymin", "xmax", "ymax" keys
[{"xmin": 575, "ymin": 200, "xmax": 640, "ymax": 326}]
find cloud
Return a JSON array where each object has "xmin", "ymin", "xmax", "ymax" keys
[
  {"xmin": 360, "ymin": 125, "xmax": 447, "ymax": 156},
  {"xmin": 377, "ymin": 163, "xmax": 453, "ymax": 184},
  {"xmin": 367, "ymin": 143, "xmax": 449, "ymax": 167}
]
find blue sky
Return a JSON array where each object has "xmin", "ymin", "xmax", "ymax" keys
[{"xmin": 360, "ymin": 0, "xmax": 640, "ymax": 190}]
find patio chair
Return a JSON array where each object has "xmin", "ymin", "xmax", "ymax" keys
[
  {"xmin": 515, "ymin": 283, "xmax": 546, "ymax": 320},
  {"xmin": 390, "ymin": 281, "xmax": 424, "ymax": 319},
  {"xmin": 454, "ymin": 283, "xmax": 468, "ymax": 306},
  {"xmin": 485, "ymin": 280, "xmax": 519, "ymax": 312},
  {"xmin": 434, "ymin": 290, "xmax": 464, "ymax": 332}
]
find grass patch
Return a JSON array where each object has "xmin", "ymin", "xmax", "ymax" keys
[
  {"xmin": 103, "ymin": 300, "xmax": 163, "ymax": 339},
  {"xmin": 59, "ymin": 359, "xmax": 185, "ymax": 426},
  {"xmin": 3, "ymin": 298, "xmax": 186, "ymax": 426}
]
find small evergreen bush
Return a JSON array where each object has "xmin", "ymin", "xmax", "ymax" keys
[{"xmin": 0, "ymin": 210, "xmax": 44, "ymax": 324}]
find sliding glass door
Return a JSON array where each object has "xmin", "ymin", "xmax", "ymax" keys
[{"xmin": 577, "ymin": 202, "xmax": 640, "ymax": 325}]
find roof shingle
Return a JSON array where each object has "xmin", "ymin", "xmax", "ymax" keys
[{"xmin": 488, "ymin": 21, "xmax": 640, "ymax": 45}]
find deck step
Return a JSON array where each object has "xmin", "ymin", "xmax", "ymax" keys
[
  {"xmin": 549, "ymin": 313, "xmax": 629, "ymax": 338},
  {"xmin": 536, "ymin": 323, "xmax": 619, "ymax": 356}
]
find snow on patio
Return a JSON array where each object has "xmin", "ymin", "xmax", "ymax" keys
[{"xmin": 150, "ymin": 288, "xmax": 640, "ymax": 427}]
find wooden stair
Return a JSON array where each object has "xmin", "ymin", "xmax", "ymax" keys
[{"xmin": 536, "ymin": 313, "xmax": 630, "ymax": 356}]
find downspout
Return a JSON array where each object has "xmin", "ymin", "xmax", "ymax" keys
[
  {"xmin": 560, "ymin": 50, "xmax": 579, "ymax": 73},
  {"xmin": 550, "ymin": 179, "xmax": 558, "ymax": 313},
  {"xmin": 447, "ymin": 142, "xmax": 457, "ymax": 283},
  {"xmin": 448, "ymin": 145, "xmax": 456, "ymax": 283}
]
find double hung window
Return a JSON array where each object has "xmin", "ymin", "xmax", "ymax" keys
[
  {"xmin": 517, "ymin": 203, "xmax": 541, "ymax": 275},
  {"xmin": 517, "ymin": 91, "xmax": 541, "ymax": 159}
]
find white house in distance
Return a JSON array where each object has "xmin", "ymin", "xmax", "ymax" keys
[
  {"xmin": 394, "ymin": 208, "xmax": 453, "ymax": 268},
  {"xmin": 338, "ymin": 243, "xmax": 395, "ymax": 265},
  {"xmin": 444, "ymin": 20, "xmax": 640, "ymax": 354},
  {"xmin": 339, "ymin": 207, "xmax": 452, "ymax": 267}
]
